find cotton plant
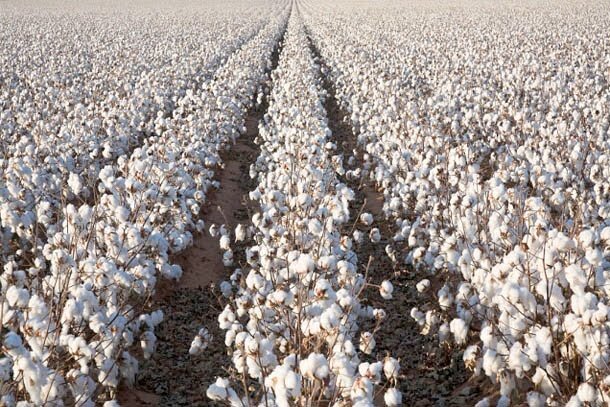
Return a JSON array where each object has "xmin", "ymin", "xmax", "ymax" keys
[{"xmin": 207, "ymin": 11, "xmax": 400, "ymax": 407}]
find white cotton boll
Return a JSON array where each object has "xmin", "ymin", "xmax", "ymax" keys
[
  {"xmin": 299, "ymin": 353, "xmax": 329, "ymax": 380},
  {"xmin": 383, "ymin": 357, "xmax": 400, "ymax": 379},
  {"xmin": 508, "ymin": 342, "xmax": 530, "ymax": 377},
  {"xmin": 416, "ymin": 279, "xmax": 430, "ymax": 293},
  {"xmin": 235, "ymin": 224, "xmax": 246, "ymax": 242},
  {"xmin": 289, "ymin": 254, "xmax": 315, "ymax": 275},
  {"xmin": 353, "ymin": 230, "xmax": 364, "ymax": 243},
  {"xmin": 369, "ymin": 228, "xmax": 381, "ymax": 243},
  {"xmin": 410, "ymin": 307, "xmax": 425, "ymax": 326},
  {"xmin": 554, "ymin": 232, "xmax": 575, "ymax": 252},
  {"xmin": 449, "ymin": 318, "xmax": 468, "ymax": 345},
  {"xmin": 207, "ymin": 377, "xmax": 229, "ymax": 400},
  {"xmin": 351, "ymin": 376, "xmax": 373, "ymax": 402},
  {"xmin": 565, "ymin": 264, "xmax": 587, "ymax": 294},
  {"xmin": 585, "ymin": 248, "xmax": 603, "ymax": 266},
  {"xmin": 384, "ymin": 388, "xmax": 402, "ymax": 406},
  {"xmin": 3, "ymin": 331, "xmax": 22, "ymax": 350},
  {"xmin": 360, "ymin": 212, "xmax": 373, "ymax": 226},
  {"xmin": 103, "ymin": 402, "xmax": 120, "ymax": 407},
  {"xmin": 576, "ymin": 382, "xmax": 597, "ymax": 402},
  {"xmin": 6, "ymin": 286, "xmax": 29, "ymax": 308},
  {"xmin": 189, "ymin": 328, "xmax": 211, "ymax": 356},
  {"xmin": 209, "ymin": 224, "xmax": 218, "ymax": 237},
  {"xmin": 68, "ymin": 172, "xmax": 83, "ymax": 195},
  {"xmin": 578, "ymin": 229, "xmax": 595, "ymax": 248},
  {"xmin": 463, "ymin": 345, "xmax": 479, "ymax": 370},
  {"xmin": 359, "ymin": 332, "xmax": 376, "ymax": 355},
  {"xmin": 526, "ymin": 392, "xmax": 546, "ymax": 407},
  {"xmin": 380, "ymin": 280, "xmax": 394, "ymax": 299},
  {"xmin": 220, "ymin": 235, "xmax": 231, "ymax": 251},
  {"xmin": 223, "ymin": 250, "xmax": 234, "ymax": 267}
]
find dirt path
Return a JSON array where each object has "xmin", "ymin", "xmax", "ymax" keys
[{"xmin": 307, "ymin": 33, "xmax": 488, "ymax": 406}]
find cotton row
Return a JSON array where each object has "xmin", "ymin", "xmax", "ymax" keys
[{"xmin": 207, "ymin": 10, "xmax": 401, "ymax": 407}]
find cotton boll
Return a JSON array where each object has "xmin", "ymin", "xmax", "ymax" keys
[
  {"xmin": 369, "ymin": 228, "xmax": 381, "ymax": 243},
  {"xmin": 299, "ymin": 353, "xmax": 329, "ymax": 380},
  {"xmin": 6, "ymin": 286, "xmax": 29, "ymax": 308},
  {"xmin": 416, "ymin": 279, "xmax": 430, "ymax": 293},
  {"xmin": 290, "ymin": 254, "xmax": 315, "ymax": 275},
  {"xmin": 380, "ymin": 280, "xmax": 394, "ymax": 299},
  {"xmin": 578, "ymin": 229, "xmax": 595, "ymax": 248},
  {"xmin": 189, "ymin": 327, "xmax": 211, "ymax": 356},
  {"xmin": 223, "ymin": 250, "xmax": 234, "ymax": 267},
  {"xmin": 554, "ymin": 232, "xmax": 575, "ymax": 252},
  {"xmin": 359, "ymin": 332, "xmax": 376, "ymax": 355},
  {"xmin": 68, "ymin": 172, "xmax": 84, "ymax": 195},
  {"xmin": 526, "ymin": 392, "xmax": 546, "ymax": 407},
  {"xmin": 449, "ymin": 318, "xmax": 468, "ymax": 345},
  {"xmin": 576, "ymin": 382, "xmax": 597, "ymax": 402},
  {"xmin": 384, "ymin": 388, "xmax": 402, "ymax": 406},
  {"xmin": 360, "ymin": 212, "xmax": 373, "ymax": 226},
  {"xmin": 220, "ymin": 235, "xmax": 231, "ymax": 251},
  {"xmin": 235, "ymin": 224, "xmax": 246, "ymax": 242},
  {"xmin": 383, "ymin": 357, "xmax": 400, "ymax": 379},
  {"xmin": 207, "ymin": 377, "xmax": 229, "ymax": 400}
]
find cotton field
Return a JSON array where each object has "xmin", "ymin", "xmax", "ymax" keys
[{"xmin": 1, "ymin": 0, "xmax": 609, "ymax": 406}]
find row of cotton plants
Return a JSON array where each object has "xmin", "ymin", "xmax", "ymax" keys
[
  {"xmin": 303, "ymin": 1, "xmax": 610, "ymax": 405},
  {"xmin": 0, "ymin": 6, "xmax": 268, "ymax": 264},
  {"xmin": 0, "ymin": 3, "xmax": 290, "ymax": 405},
  {"xmin": 206, "ymin": 10, "xmax": 401, "ymax": 407}
]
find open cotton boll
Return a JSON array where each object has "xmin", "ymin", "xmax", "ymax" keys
[
  {"xmin": 369, "ymin": 228, "xmax": 381, "ymax": 243},
  {"xmin": 207, "ymin": 377, "xmax": 230, "ymax": 400},
  {"xmin": 576, "ymin": 382, "xmax": 597, "ymax": 402},
  {"xmin": 380, "ymin": 280, "xmax": 394, "ymax": 299},
  {"xmin": 449, "ymin": 318, "xmax": 468, "ymax": 345},
  {"xmin": 527, "ymin": 392, "xmax": 546, "ymax": 407},
  {"xmin": 299, "ymin": 353, "xmax": 329, "ymax": 380},
  {"xmin": 209, "ymin": 224, "xmax": 218, "ymax": 237},
  {"xmin": 384, "ymin": 388, "xmax": 402, "ymax": 406},
  {"xmin": 68, "ymin": 172, "xmax": 83, "ymax": 195},
  {"xmin": 219, "ymin": 235, "xmax": 231, "ymax": 251},
  {"xmin": 383, "ymin": 357, "xmax": 400, "ymax": 379},
  {"xmin": 360, "ymin": 212, "xmax": 373, "ymax": 226},
  {"xmin": 235, "ymin": 224, "xmax": 246, "ymax": 242},
  {"xmin": 553, "ymin": 232, "xmax": 575, "ymax": 252},
  {"xmin": 6, "ymin": 286, "xmax": 29, "ymax": 308},
  {"xmin": 359, "ymin": 332, "xmax": 376, "ymax": 355},
  {"xmin": 189, "ymin": 327, "xmax": 211, "ymax": 356},
  {"xmin": 416, "ymin": 279, "xmax": 430, "ymax": 293},
  {"xmin": 289, "ymin": 253, "xmax": 315, "ymax": 275}
]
